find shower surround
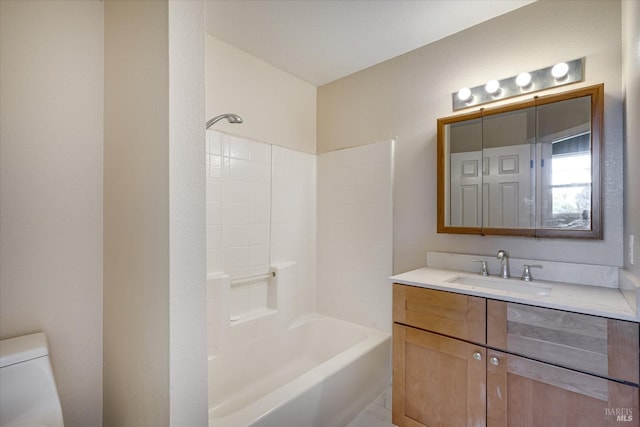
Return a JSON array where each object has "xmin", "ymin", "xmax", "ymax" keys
[
  {"xmin": 206, "ymin": 130, "xmax": 316, "ymax": 353},
  {"xmin": 206, "ymin": 130, "xmax": 393, "ymax": 351},
  {"xmin": 206, "ymin": 130, "xmax": 393, "ymax": 424}
]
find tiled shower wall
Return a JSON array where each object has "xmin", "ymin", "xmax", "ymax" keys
[
  {"xmin": 206, "ymin": 130, "xmax": 272, "ymax": 329},
  {"xmin": 206, "ymin": 131, "xmax": 271, "ymax": 278},
  {"xmin": 271, "ymin": 146, "xmax": 317, "ymax": 321},
  {"xmin": 317, "ymin": 141, "xmax": 394, "ymax": 332},
  {"xmin": 206, "ymin": 131, "xmax": 393, "ymax": 353},
  {"xmin": 206, "ymin": 130, "xmax": 316, "ymax": 354}
]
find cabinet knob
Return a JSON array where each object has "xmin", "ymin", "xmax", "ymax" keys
[
  {"xmin": 473, "ymin": 352, "xmax": 482, "ymax": 361},
  {"xmin": 490, "ymin": 356, "xmax": 500, "ymax": 366}
]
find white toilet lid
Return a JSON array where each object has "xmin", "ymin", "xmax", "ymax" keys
[{"xmin": 0, "ymin": 333, "xmax": 48, "ymax": 368}]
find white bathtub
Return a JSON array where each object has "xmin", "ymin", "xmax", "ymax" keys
[{"xmin": 208, "ymin": 314, "xmax": 391, "ymax": 427}]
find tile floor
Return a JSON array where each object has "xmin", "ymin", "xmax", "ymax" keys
[{"xmin": 346, "ymin": 387, "xmax": 396, "ymax": 427}]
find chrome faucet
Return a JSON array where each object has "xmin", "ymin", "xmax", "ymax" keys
[{"xmin": 496, "ymin": 250, "xmax": 510, "ymax": 278}]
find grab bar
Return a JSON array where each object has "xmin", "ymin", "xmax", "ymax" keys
[{"xmin": 230, "ymin": 271, "xmax": 276, "ymax": 285}]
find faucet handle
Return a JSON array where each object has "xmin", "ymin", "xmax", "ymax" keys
[
  {"xmin": 472, "ymin": 260, "xmax": 490, "ymax": 276},
  {"xmin": 521, "ymin": 264, "xmax": 543, "ymax": 282}
]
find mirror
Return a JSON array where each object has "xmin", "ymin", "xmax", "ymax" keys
[{"xmin": 437, "ymin": 84, "xmax": 603, "ymax": 238}]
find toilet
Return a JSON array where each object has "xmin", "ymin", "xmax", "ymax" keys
[{"xmin": 0, "ymin": 332, "xmax": 64, "ymax": 427}]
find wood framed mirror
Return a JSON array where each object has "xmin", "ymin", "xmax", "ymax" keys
[{"xmin": 437, "ymin": 83, "xmax": 603, "ymax": 238}]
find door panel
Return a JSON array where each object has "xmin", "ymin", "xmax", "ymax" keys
[
  {"xmin": 482, "ymin": 145, "xmax": 533, "ymax": 228},
  {"xmin": 451, "ymin": 151, "xmax": 482, "ymax": 227}
]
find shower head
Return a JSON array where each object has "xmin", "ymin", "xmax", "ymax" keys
[{"xmin": 206, "ymin": 113, "xmax": 243, "ymax": 129}]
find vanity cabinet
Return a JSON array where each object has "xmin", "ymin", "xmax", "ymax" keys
[
  {"xmin": 392, "ymin": 284, "xmax": 640, "ymax": 427},
  {"xmin": 392, "ymin": 286, "xmax": 487, "ymax": 426}
]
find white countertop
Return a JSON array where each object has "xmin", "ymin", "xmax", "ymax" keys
[{"xmin": 391, "ymin": 267, "xmax": 639, "ymax": 322}]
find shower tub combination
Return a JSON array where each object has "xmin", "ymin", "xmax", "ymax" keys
[{"xmin": 208, "ymin": 314, "xmax": 391, "ymax": 427}]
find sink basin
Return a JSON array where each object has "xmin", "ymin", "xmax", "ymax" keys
[{"xmin": 446, "ymin": 275, "xmax": 553, "ymax": 296}]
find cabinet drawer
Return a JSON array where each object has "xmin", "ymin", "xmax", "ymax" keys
[
  {"xmin": 487, "ymin": 300, "xmax": 640, "ymax": 385},
  {"xmin": 393, "ymin": 284, "xmax": 486, "ymax": 344}
]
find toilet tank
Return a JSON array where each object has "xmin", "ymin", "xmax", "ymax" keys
[{"xmin": 0, "ymin": 332, "xmax": 64, "ymax": 427}]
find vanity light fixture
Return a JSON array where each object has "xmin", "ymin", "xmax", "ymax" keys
[
  {"xmin": 457, "ymin": 87, "xmax": 472, "ymax": 102},
  {"xmin": 551, "ymin": 62, "xmax": 569, "ymax": 79},
  {"xmin": 452, "ymin": 57, "xmax": 584, "ymax": 111},
  {"xmin": 515, "ymin": 72, "xmax": 532, "ymax": 88},
  {"xmin": 484, "ymin": 80, "xmax": 501, "ymax": 95}
]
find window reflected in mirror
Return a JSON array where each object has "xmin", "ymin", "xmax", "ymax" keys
[{"xmin": 537, "ymin": 96, "xmax": 592, "ymax": 230}]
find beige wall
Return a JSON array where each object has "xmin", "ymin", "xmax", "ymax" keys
[
  {"xmin": 104, "ymin": 1, "xmax": 170, "ymax": 424},
  {"xmin": 318, "ymin": 0, "xmax": 625, "ymax": 273},
  {"xmin": 168, "ymin": 1, "xmax": 208, "ymax": 425},
  {"xmin": 623, "ymin": 0, "xmax": 640, "ymax": 277},
  {"xmin": 104, "ymin": 1, "xmax": 208, "ymax": 425},
  {"xmin": 0, "ymin": 1, "xmax": 104, "ymax": 426},
  {"xmin": 205, "ymin": 34, "xmax": 317, "ymax": 154}
]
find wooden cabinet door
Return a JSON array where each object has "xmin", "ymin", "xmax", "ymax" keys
[
  {"xmin": 393, "ymin": 324, "xmax": 486, "ymax": 427},
  {"xmin": 487, "ymin": 349, "xmax": 639, "ymax": 427}
]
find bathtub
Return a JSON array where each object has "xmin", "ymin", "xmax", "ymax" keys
[{"xmin": 208, "ymin": 314, "xmax": 391, "ymax": 427}]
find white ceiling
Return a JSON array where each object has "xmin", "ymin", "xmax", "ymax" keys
[{"xmin": 205, "ymin": 0, "xmax": 536, "ymax": 87}]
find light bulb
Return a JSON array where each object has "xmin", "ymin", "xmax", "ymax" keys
[
  {"xmin": 457, "ymin": 87, "xmax": 472, "ymax": 102},
  {"xmin": 515, "ymin": 72, "xmax": 532, "ymax": 88},
  {"xmin": 551, "ymin": 62, "xmax": 569, "ymax": 79},
  {"xmin": 485, "ymin": 80, "xmax": 500, "ymax": 95}
]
